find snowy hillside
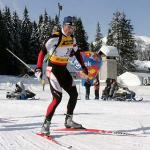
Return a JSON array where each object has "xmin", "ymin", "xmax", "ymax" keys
[
  {"xmin": 135, "ymin": 35, "xmax": 150, "ymax": 51},
  {"xmin": 101, "ymin": 35, "xmax": 150, "ymax": 52},
  {"xmin": 101, "ymin": 36, "xmax": 150, "ymax": 72},
  {"xmin": 135, "ymin": 36, "xmax": 150, "ymax": 45},
  {"xmin": 0, "ymin": 75, "xmax": 150, "ymax": 150},
  {"xmin": 134, "ymin": 60, "xmax": 150, "ymax": 71}
]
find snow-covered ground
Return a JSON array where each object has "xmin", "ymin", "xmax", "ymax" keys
[{"xmin": 0, "ymin": 75, "xmax": 150, "ymax": 150}]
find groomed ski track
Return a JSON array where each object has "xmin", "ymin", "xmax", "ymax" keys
[{"xmin": 0, "ymin": 77, "xmax": 150, "ymax": 150}]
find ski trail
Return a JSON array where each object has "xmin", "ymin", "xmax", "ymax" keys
[
  {"xmin": 51, "ymin": 131, "xmax": 101, "ymax": 150},
  {"xmin": 0, "ymin": 133, "xmax": 17, "ymax": 150},
  {"xmin": 17, "ymin": 132, "xmax": 55, "ymax": 150},
  {"xmin": 35, "ymin": 132, "xmax": 79, "ymax": 150},
  {"xmin": 0, "ymin": 132, "xmax": 49, "ymax": 150},
  {"xmin": 1, "ymin": 134, "xmax": 13, "ymax": 150},
  {"xmin": 15, "ymin": 133, "xmax": 42, "ymax": 150},
  {"xmin": 138, "ymin": 121, "xmax": 146, "ymax": 134},
  {"xmin": 23, "ymin": 132, "xmax": 66, "ymax": 150},
  {"xmin": 0, "ymin": 136, "xmax": 8, "ymax": 150}
]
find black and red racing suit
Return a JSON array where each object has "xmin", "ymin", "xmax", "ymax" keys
[{"xmin": 36, "ymin": 28, "xmax": 87, "ymax": 121}]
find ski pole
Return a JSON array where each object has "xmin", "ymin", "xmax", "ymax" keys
[
  {"xmin": 6, "ymin": 48, "xmax": 45, "ymax": 85},
  {"xmin": 6, "ymin": 48, "xmax": 34, "ymax": 72}
]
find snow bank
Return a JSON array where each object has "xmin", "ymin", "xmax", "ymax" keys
[
  {"xmin": 134, "ymin": 60, "xmax": 150, "ymax": 71},
  {"xmin": 135, "ymin": 35, "xmax": 150, "ymax": 45},
  {"xmin": 117, "ymin": 72, "xmax": 142, "ymax": 86}
]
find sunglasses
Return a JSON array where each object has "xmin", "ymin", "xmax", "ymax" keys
[
  {"xmin": 67, "ymin": 25, "xmax": 76, "ymax": 30},
  {"xmin": 65, "ymin": 24, "xmax": 76, "ymax": 30}
]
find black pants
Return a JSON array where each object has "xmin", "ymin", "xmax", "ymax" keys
[
  {"xmin": 85, "ymin": 86, "xmax": 90, "ymax": 99},
  {"xmin": 95, "ymin": 88, "xmax": 99, "ymax": 99},
  {"xmin": 46, "ymin": 64, "xmax": 78, "ymax": 121}
]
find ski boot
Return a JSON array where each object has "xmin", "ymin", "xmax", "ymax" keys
[
  {"xmin": 95, "ymin": 97, "xmax": 99, "ymax": 100},
  {"xmin": 65, "ymin": 114, "xmax": 83, "ymax": 129},
  {"xmin": 41, "ymin": 118, "xmax": 51, "ymax": 135},
  {"xmin": 85, "ymin": 95, "xmax": 90, "ymax": 100}
]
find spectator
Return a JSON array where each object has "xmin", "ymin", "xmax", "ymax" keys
[
  {"xmin": 101, "ymin": 78, "xmax": 113, "ymax": 100},
  {"xmin": 93, "ymin": 76, "xmax": 100, "ymax": 99},
  {"xmin": 109, "ymin": 79, "xmax": 118, "ymax": 99},
  {"xmin": 15, "ymin": 81, "xmax": 27, "ymax": 100},
  {"xmin": 84, "ymin": 79, "xmax": 92, "ymax": 100}
]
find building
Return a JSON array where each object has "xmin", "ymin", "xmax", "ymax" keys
[{"xmin": 99, "ymin": 45, "xmax": 119, "ymax": 81}]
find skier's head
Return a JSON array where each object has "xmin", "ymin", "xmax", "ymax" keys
[
  {"xmin": 63, "ymin": 16, "xmax": 75, "ymax": 36},
  {"xmin": 16, "ymin": 83, "xmax": 19, "ymax": 88},
  {"xmin": 16, "ymin": 81, "xmax": 24, "ymax": 89}
]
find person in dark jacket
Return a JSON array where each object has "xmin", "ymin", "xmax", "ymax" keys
[
  {"xmin": 101, "ymin": 78, "xmax": 112, "ymax": 100},
  {"xmin": 84, "ymin": 79, "xmax": 91, "ymax": 100},
  {"xmin": 93, "ymin": 76, "xmax": 100, "ymax": 99}
]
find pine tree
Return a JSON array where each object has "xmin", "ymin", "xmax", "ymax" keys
[
  {"xmin": 54, "ymin": 15, "xmax": 60, "ymax": 26},
  {"xmin": 53, "ymin": 15, "xmax": 61, "ymax": 31},
  {"xmin": 3, "ymin": 7, "xmax": 16, "ymax": 74},
  {"xmin": 0, "ymin": 10, "xmax": 9, "ymax": 74},
  {"xmin": 38, "ymin": 14, "xmax": 44, "ymax": 27},
  {"xmin": 74, "ymin": 17, "xmax": 89, "ymax": 50},
  {"xmin": 0, "ymin": 10, "xmax": 7, "ymax": 50},
  {"xmin": 89, "ymin": 42, "xmax": 95, "ymax": 51},
  {"xmin": 107, "ymin": 11, "xmax": 136, "ymax": 74},
  {"xmin": 38, "ymin": 11, "xmax": 54, "ymax": 48},
  {"xmin": 12, "ymin": 11, "xmax": 22, "ymax": 51},
  {"xmin": 42, "ymin": 10, "xmax": 51, "ymax": 40},
  {"xmin": 92, "ymin": 22, "xmax": 103, "ymax": 52},
  {"xmin": 29, "ymin": 21, "xmax": 40, "ymax": 64},
  {"xmin": 20, "ymin": 6, "xmax": 32, "ymax": 68},
  {"xmin": 11, "ymin": 11, "xmax": 22, "ymax": 74},
  {"xmin": 37, "ymin": 14, "xmax": 44, "ymax": 47},
  {"xmin": 3, "ymin": 7, "xmax": 14, "ymax": 49}
]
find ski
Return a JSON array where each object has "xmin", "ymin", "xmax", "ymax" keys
[
  {"xmin": 133, "ymin": 97, "xmax": 143, "ymax": 102},
  {"xmin": 36, "ymin": 133, "xmax": 73, "ymax": 149},
  {"xmin": 53, "ymin": 128, "xmax": 145, "ymax": 137},
  {"xmin": 109, "ymin": 97, "xmax": 143, "ymax": 102},
  {"xmin": 28, "ymin": 97, "xmax": 40, "ymax": 100}
]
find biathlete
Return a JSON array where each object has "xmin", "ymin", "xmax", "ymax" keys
[{"xmin": 35, "ymin": 16, "xmax": 88, "ymax": 135}]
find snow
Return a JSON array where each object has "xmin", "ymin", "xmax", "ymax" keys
[
  {"xmin": 102, "ymin": 35, "xmax": 150, "ymax": 53},
  {"xmin": 102, "ymin": 37, "xmax": 107, "ymax": 44},
  {"xmin": 0, "ymin": 75, "xmax": 150, "ymax": 150},
  {"xmin": 117, "ymin": 72, "xmax": 142, "ymax": 86},
  {"xmin": 99, "ymin": 45, "xmax": 119, "ymax": 57},
  {"xmin": 135, "ymin": 36, "xmax": 150, "ymax": 45},
  {"xmin": 134, "ymin": 60, "xmax": 150, "ymax": 71}
]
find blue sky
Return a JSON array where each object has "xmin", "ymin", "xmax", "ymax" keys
[{"xmin": 0, "ymin": 0, "xmax": 150, "ymax": 42}]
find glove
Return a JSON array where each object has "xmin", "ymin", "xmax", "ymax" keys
[
  {"xmin": 35, "ymin": 68, "xmax": 42, "ymax": 81},
  {"xmin": 69, "ymin": 49, "xmax": 75, "ymax": 57},
  {"xmin": 82, "ymin": 66, "xmax": 88, "ymax": 75}
]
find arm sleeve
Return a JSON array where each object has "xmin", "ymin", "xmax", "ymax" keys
[
  {"xmin": 36, "ymin": 36, "xmax": 48, "ymax": 69},
  {"xmin": 36, "ymin": 50, "xmax": 46, "ymax": 69},
  {"xmin": 73, "ymin": 38, "xmax": 78, "ymax": 52},
  {"xmin": 45, "ymin": 37, "xmax": 59, "ymax": 55},
  {"xmin": 72, "ymin": 37, "xmax": 86, "ymax": 68}
]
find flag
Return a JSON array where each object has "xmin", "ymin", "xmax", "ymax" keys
[{"xmin": 69, "ymin": 51, "xmax": 102, "ymax": 79}]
